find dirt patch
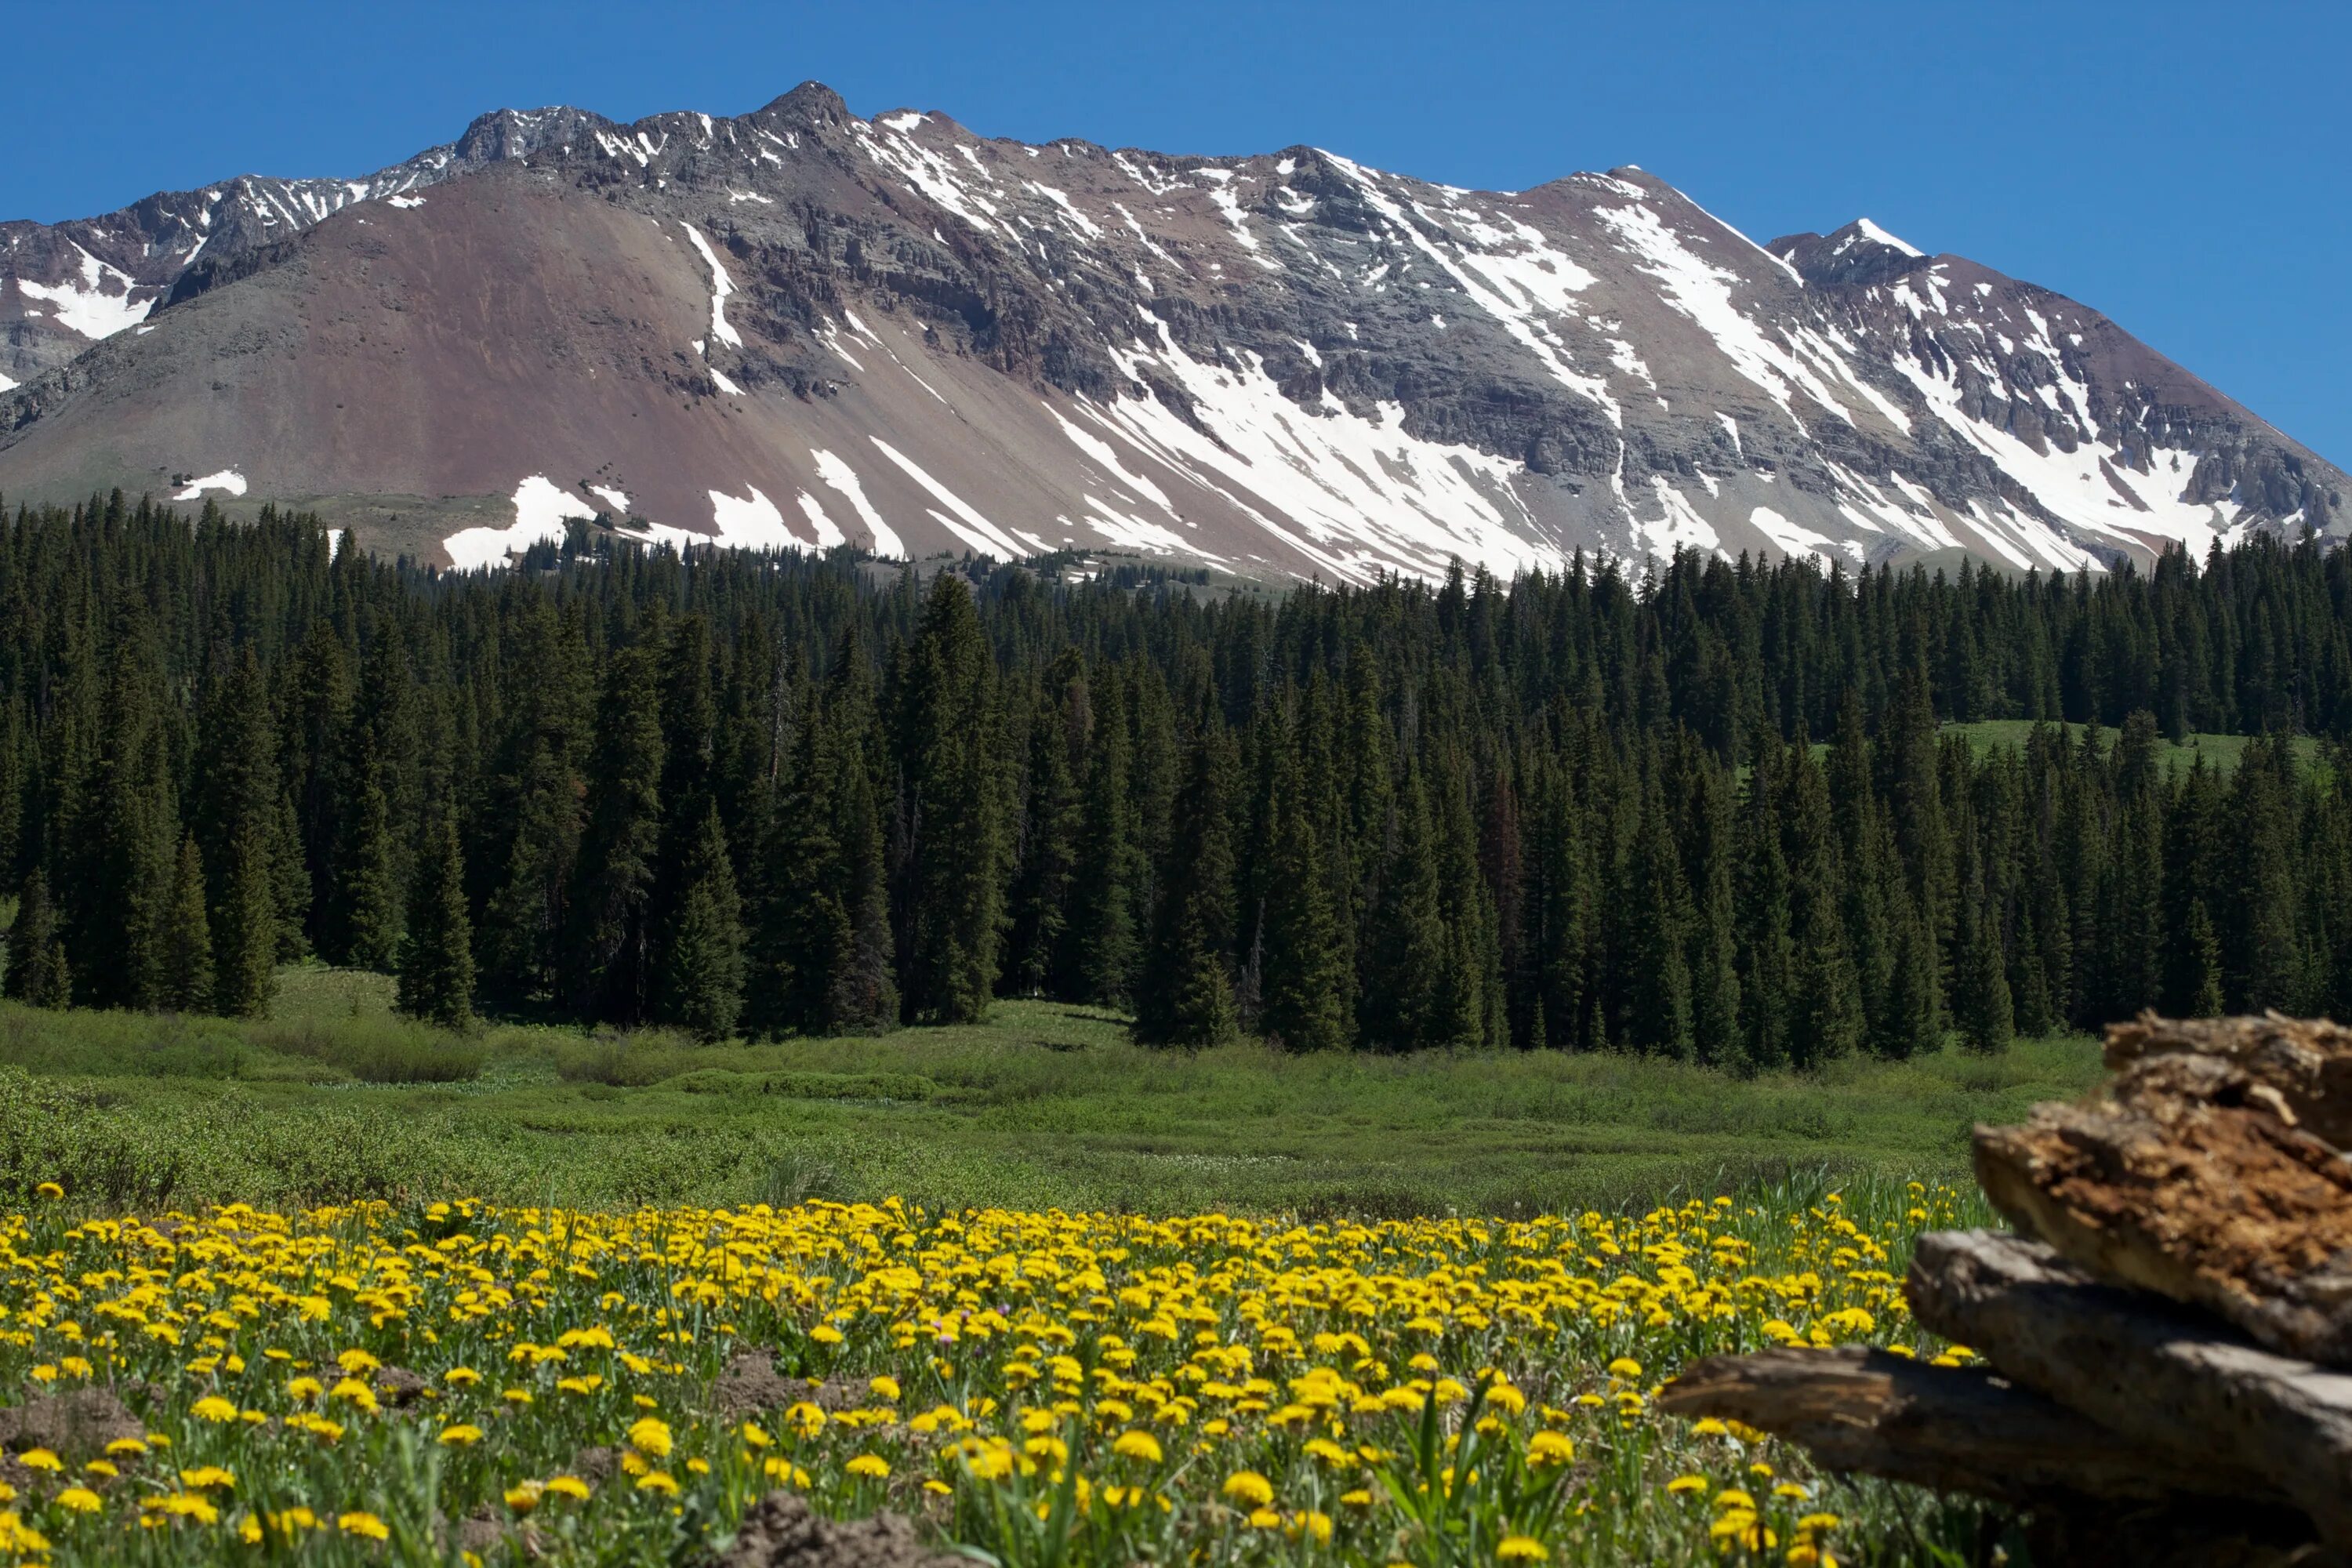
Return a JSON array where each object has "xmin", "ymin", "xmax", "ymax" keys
[
  {"xmin": 716, "ymin": 1491, "xmax": 959, "ymax": 1568},
  {"xmin": 1976, "ymin": 1051, "xmax": 2352, "ymax": 1364},
  {"xmin": 713, "ymin": 1351, "xmax": 805, "ymax": 1421},
  {"xmin": 0, "ymin": 1387, "xmax": 143, "ymax": 1459},
  {"xmin": 376, "ymin": 1366, "xmax": 432, "ymax": 1408}
]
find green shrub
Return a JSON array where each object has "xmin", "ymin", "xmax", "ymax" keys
[{"xmin": 252, "ymin": 1014, "xmax": 485, "ymax": 1083}]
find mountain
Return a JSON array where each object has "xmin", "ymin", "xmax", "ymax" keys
[{"xmin": 1, "ymin": 83, "xmax": 2341, "ymax": 581}]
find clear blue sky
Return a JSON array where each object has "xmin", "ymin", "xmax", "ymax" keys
[{"xmin": 11, "ymin": 1, "xmax": 2347, "ymax": 465}]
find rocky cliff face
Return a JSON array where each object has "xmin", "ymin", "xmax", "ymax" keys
[{"xmin": 1, "ymin": 82, "xmax": 2339, "ymax": 580}]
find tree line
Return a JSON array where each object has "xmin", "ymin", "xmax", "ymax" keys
[{"xmin": 4, "ymin": 491, "xmax": 2352, "ymax": 1063}]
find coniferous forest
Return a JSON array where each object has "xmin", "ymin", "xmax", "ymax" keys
[{"xmin": 5, "ymin": 491, "xmax": 2352, "ymax": 1063}]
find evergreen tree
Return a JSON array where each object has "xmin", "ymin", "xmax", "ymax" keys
[
  {"xmin": 893, "ymin": 576, "xmax": 1008, "ymax": 1024},
  {"xmin": 1620, "ymin": 768, "xmax": 1694, "ymax": 1056},
  {"xmin": 1257, "ymin": 754, "xmax": 1349, "ymax": 1052},
  {"xmin": 212, "ymin": 823, "xmax": 279, "ymax": 1018},
  {"xmin": 3, "ymin": 871, "xmax": 69, "ymax": 1008},
  {"xmin": 159, "ymin": 833, "xmax": 216, "ymax": 1014},
  {"xmin": 1951, "ymin": 853, "xmax": 2014, "ymax": 1053},
  {"xmin": 339, "ymin": 760, "xmax": 403, "ymax": 971},
  {"xmin": 1064, "ymin": 676, "xmax": 1140, "ymax": 1006},
  {"xmin": 1134, "ymin": 719, "xmax": 1238, "ymax": 1047},
  {"xmin": 659, "ymin": 803, "xmax": 746, "ymax": 1042},
  {"xmin": 1359, "ymin": 764, "xmax": 1450, "ymax": 1051},
  {"xmin": 397, "ymin": 811, "xmax": 475, "ymax": 1029},
  {"xmin": 567, "ymin": 641, "xmax": 665, "ymax": 1022}
]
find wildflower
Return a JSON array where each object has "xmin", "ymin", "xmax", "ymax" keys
[
  {"xmin": 439, "ymin": 1425, "xmax": 485, "ymax": 1446},
  {"xmin": 177, "ymin": 1466, "xmax": 235, "ymax": 1490},
  {"xmin": 105, "ymin": 1439, "xmax": 147, "ymax": 1457},
  {"xmin": 1606, "ymin": 1357, "xmax": 1643, "ymax": 1380},
  {"xmin": 444, "ymin": 1367, "xmax": 481, "ymax": 1386},
  {"xmin": 1527, "ymin": 1431, "xmax": 1575, "ymax": 1467},
  {"xmin": 634, "ymin": 1472, "xmax": 679, "ymax": 1495},
  {"xmin": 1112, "ymin": 1430, "xmax": 1163, "ymax": 1464},
  {"xmin": 1666, "ymin": 1474, "xmax": 1709, "ymax": 1495},
  {"xmin": 1498, "ymin": 1537, "xmax": 1550, "ymax": 1562},
  {"xmin": 190, "ymin": 1397, "xmax": 238, "ymax": 1424},
  {"xmin": 626, "ymin": 1417, "xmax": 673, "ymax": 1458},
  {"xmin": 143, "ymin": 1492, "xmax": 220, "ymax": 1526},
  {"xmin": 82, "ymin": 1461, "xmax": 116, "ymax": 1479},
  {"xmin": 505, "ymin": 1481, "xmax": 543, "ymax": 1513},
  {"xmin": 1221, "ymin": 1471, "xmax": 1274, "ymax": 1508},
  {"xmin": 846, "ymin": 1454, "xmax": 891, "ymax": 1480},
  {"xmin": 543, "ymin": 1476, "xmax": 591, "ymax": 1502},
  {"xmin": 1690, "ymin": 1417, "xmax": 1730, "ymax": 1437},
  {"xmin": 34, "ymin": 1183, "xmax": 63, "ymax": 1200},
  {"xmin": 338, "ymin": 1511, "xmax": 391, "ymax": 1540},
  {"xmin": 17, "ymin": 1450, "xmax": 60, "ymax": 1474},
  {"xmin": 55, "ymin": 1487, "xmax": 100, "ymax": 1514},
  {"xmin": 869, "ymin": 1375, "xmax": 901, "ymax": 1402}
]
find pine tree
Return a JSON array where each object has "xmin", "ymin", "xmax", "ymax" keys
[
  {"xmin": 397, "ymin": 812, "xmax": 475, "ymax": 1029},
  {"xmin": 1257, "ymin": 755, "xmax": 1349, "ymax": 1053},
  {"xmin": 158, "ymin": 833, "xmax": 216, "ymax": 1014},
  {"xmin": 659, "ymin": 803, "xmax": 746, "ymax": 1042},
  {"xmin": 1005, "ymin": 652, "xmax": 1086, "ymax": 996},
  {"xmin": 1359, "ymin": 764, "xmax": 1449, "ymax": 1052},
  {"xmin": 1134, "ymin": 719, "xmax": 1238, "ymax": 1047},
  {"xmin": 212, "ymin": 824, "xmax": 279, "ymax": 1018},
  {"xmin": 1064, "ymin": 676, "xmax": 1140, "ymax": 1006},
  {"xmin": 566, "ymin": 641, "xmax": 665, "ymax": 1022},
  {"xmin": 1952, "ymin": 855, "xmax": 2014, "ymax": 1053},
  {"xmin": 339, "ymin": 763, "xmax": 403, "ymax": 971},
  {"xmin": 893, "ymin": 575, "xmax": 1009, "ymax": 1024},
  {"xmin": 1621, "ymin": 769, "xmax": 1694, "ymax": 1057},
  {"xmin": 3, "ymin": 871, "xmax": 69, "ymax": 1008}
]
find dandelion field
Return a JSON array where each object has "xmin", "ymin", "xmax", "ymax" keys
[{"xmin": 0, "ymin": 1177, "xmax": 2012, "ymax": 1567}]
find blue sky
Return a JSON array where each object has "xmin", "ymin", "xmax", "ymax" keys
[{"xmin": 11, "ymin": 1, "xmax": 2348, "ymax": 463}]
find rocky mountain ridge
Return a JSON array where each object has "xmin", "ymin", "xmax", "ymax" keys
[{"xmin": 0, "ymin": 82, "xmax": 2339, "ymax": 581}]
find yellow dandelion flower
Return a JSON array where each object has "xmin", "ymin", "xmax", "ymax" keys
[
  {"xmin": 1499, "ymin": 1537, "xmax": 1550, "ymax": 1562},
  {"xmin": 1112, "ymin": 1430, "xmax": 1163, "ymax": 1464},
  {"xmin": 55, "ymin": 1487, "xmax": 101, "ymax": 1514},
  {"xmin": 1221, "ymin": 1471, "xmax": 1274, "ymax": 1508},
  {"xmin": 337, "ymin": 1511, "xmax": 390, "ymax": 1541},
  {"xmin": 846, "ymin": 1454, "xmax": 891, "ymax": 1480}
]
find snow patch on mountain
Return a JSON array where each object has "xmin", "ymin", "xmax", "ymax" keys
[
  {"xmin": 16, "ymin": 245, "xmax": 151, "ymax": 340},
  {"xmin": 171, "ymin": 470, "xmax": 247, "ymax": 500},
  {"xmin": 444, "ymin": 476, "xmax": 587, "ymax": 570}
]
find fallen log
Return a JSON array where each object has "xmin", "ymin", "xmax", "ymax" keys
[
  {"xmin": 1973, "ymin": 1050, "xmax": 2352, "ymax": 1365},
  {"xmin": 1906, "ymin": 1229, "xmax": 2352, "ymax": 1551},
  {"xmin": 2105, "ymin": 1011, "xmax": 2352, "ymax": 1149},
  {"xmin": 1653, "ymin": 1344, "xmax": 2274, "ymax": 1506}
]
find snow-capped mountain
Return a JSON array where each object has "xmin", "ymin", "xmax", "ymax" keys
[{"xmin": 0, "ymin": 83, "xmax": 2339, "ymax": 581}]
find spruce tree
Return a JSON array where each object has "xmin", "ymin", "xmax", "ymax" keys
[
  {"xmin": 212, "ymin": 825, "xmax": 279, "ymax": 1018},
  {"xmin": 1951, "ymin": 858, "xmax": 2014, "ymax": 1053},
  {"xmin": 1257, "ymin": 758, "xmax": 1349, "ymax": 1052},
  {"xmin": 1065, "ymin": 675, "xmax": 1140, "ymax": 1006},
  {"xmin": 659, "ymin": 803, "xmax": 746, "ymax": 1043},
  {"xmin": 397, "ymin": 812, "xmax": 475, "ymax": 1029},
  {"xmin": 1621, "ymin": 770, "xmax": 1694, "ymax": 1057},
  {"xmin": 339, "ymin": 763, "xmax": 403, "ymax": 971},
  {"xmin": 1134, "ymin": 720, "xmax": 1238, "ymax": 1047},
  {"xmin": 159, "ymin": 834, "xmax": 216, "ymax": 1014},
  {"xmin": 567, "ymin": 641, "xmax": 665, "ymax": 1022},
  {"xmin": 1359, "ymin": 764, "xmax": 1449, "ymax": 1051},
  {"xmin": 893, "ymin": 575, "xmax": 1009, "ymax": 1024},
  {"xmin": 3, "ymin": 871, "xmax": 69, "ymax": 1008}
]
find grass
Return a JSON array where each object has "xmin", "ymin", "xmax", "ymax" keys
[
  {"xmin": 1941, "ymin": 717, "xmax": 2322, "ymax": 775},
  {"xmin": 0, "ymin": 964, "xmax": 2104, "ymax": 1218}
]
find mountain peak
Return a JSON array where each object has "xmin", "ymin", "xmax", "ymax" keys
[{"xmin": 0, "ymin": 93, "xmax": 2340, "ymax": 581}]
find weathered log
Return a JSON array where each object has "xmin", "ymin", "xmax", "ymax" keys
[
  {"xmin": 1907, "ymin": 1229, "xmax": 2352, "ymax": 1550},
  {"xmin": 1973, "ymin": 1051, "xmax": 2352, "ymax": 1365},
  {"xmin": 1654, "ymin": 1345, "xmax": 2276, "ymax": 1506},
  {"xmin": 2106, "ymin": 1011, "xmax": 2352, "ymax": 1149}
]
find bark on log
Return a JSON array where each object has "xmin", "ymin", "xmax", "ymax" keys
[
  {"xmin": 1654, "ymin": 1345, "xmax": 2275, "ymax": 1506},
  {"xmin": 2105, "ymin": 1011, "xmax": 2352, "ymax": 1149},
  {"xmin": 1973, "ymin": 1051, "xmax": 2352, "ymax": 1365},
  {"xmin": 1907, "ymin": 1229, "xmax": 2352, "ymax": 1550}
]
